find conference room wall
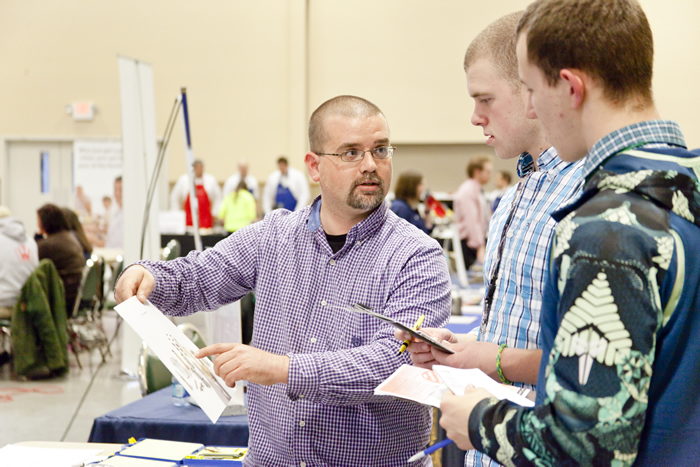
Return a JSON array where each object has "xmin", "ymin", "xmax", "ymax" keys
[{"xmin": 1, "ymin": 0, "xmax": 698, "ymax": 195}]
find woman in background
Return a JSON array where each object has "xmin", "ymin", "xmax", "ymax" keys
[
  {"xmin": 390, "ymin": 170, "xmax": 433, "ymax": 235},
  {"xmin": 62, "ymin": 207, "xmax": 93, "ymax": 260},
  {"xmin": 36, "ymin": 204, "xmax": 85, "ymax": 317},
  {"xmin": 218, "ymin": 180, "xmax": 257, "ymax": 234}
]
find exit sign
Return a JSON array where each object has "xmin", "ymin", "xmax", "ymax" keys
[{"xmin": 71, "ymin": 101, "xmax": 95, "ymax": 121}]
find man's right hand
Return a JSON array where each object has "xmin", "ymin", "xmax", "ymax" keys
[
  {"xmin": 394, "ymin": 327, "xmax": 457, "ymax": 369},
  {"xmin": 114, "ymin": 265, "xmax": 155, "ymax": 305}
]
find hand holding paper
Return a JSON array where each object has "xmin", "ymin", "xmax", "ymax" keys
[
  {"xmin": 114, "ymin": 296, "xmax": 239, "ymax": 423},
  {"xmin": 439, "ymin": 387, "xmax": 494, "ymax": 451},
  {"xmin": 196, "ymin": 343, "xmax": 290, "ymax": 387},
  {"xmin": 114, "ymin": 264, "xmax": 155, "ymax": 304}
]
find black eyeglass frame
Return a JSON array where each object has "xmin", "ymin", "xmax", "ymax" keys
[{"xmin": 316, "ymin": 146, "xmax": 396, "ymax": 163}]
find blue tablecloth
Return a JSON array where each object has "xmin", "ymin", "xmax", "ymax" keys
[{"xmin": 88, "ymin": 387, "xmax": 249, "ymax": 446}]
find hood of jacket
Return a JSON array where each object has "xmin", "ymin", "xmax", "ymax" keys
[
  {"xmin": 0, "ymin": 217, "xmax": 29, "ymax": 243},
  {"xmin": 554, "ymin": 168, "xmax": 700, "ymax": 230}
]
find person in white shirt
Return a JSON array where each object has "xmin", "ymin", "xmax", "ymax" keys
[
  {"xmin": 223, "ymin": 159, "xmax": 259, "ymax": 200},
  {"xmin": 170, "ymin": 159, "xmax": 222, "ymax": 228},
  {"xmin": 0, "ymin": 206, "xmax": 39, "ymax": 319},
  {"xmin": 261, "ymin": 156, "xmax": 310, "ymax": 214}
]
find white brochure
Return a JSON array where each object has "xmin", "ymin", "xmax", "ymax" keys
[
  {"xmin": 115, "ymin": 296, "xmax": 239, "ymax": 423},
  {"xmin": 432, "ymin": 365, "xmax": 534, "ymax": 407}
]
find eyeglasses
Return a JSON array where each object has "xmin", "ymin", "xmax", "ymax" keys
[{"xmin": 316, "ymin": 146, "xmax": 396, "ymax": 163}]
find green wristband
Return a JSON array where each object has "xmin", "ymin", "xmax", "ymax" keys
[{"xmin": 497, "ymin": 343, "xmax": 512, "ymax": 385}]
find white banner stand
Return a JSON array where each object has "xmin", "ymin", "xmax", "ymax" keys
[{"xmin": 117, "ymin": 56, "xmax": 161, "ymax": 377}]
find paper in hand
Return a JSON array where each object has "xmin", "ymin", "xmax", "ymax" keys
[
  {"xmin": 348, "ymin": 304, "xmax": 456, "ymax": 354},
  {"xmin": 115, "ymin": 296, "xmax": 239, "ymax": 423},
  {"xmin": 433, "ymin": 365, "xmax": 534, "ymax": 407}
]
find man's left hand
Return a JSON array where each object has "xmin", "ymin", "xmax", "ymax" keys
[
  {"xmin": 439, "ymin": 387, "xmax": 493, "ymax": 451},
  {"xmin": 196, "ymin": 343, "xmax": 289, "ymax": 388}
]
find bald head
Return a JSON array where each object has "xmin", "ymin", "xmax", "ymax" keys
[
  {"xmin": 238, "ymin": 159, "xmax": 248, "ymax": 176},
  {"xmin": 308, "ymin": 95, "xmax": 386, "ymax": 153}
]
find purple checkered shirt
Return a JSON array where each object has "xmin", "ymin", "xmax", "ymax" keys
[{"xmin": 139, "ymin": 196, "xmax": 451, "ymax": 466}]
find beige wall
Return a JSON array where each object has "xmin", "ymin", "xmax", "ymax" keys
[{"xmin": 1, "ymin": 0, "xmax": 699, "ymax": 198}]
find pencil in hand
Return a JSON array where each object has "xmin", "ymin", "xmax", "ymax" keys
[{"xmin": 398, "ymin": 314, "xmax": 425, "ymax": 354}]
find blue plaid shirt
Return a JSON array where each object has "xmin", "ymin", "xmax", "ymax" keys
[
  {"xmin": 581, "ymin": 119, "xmax": 685, "ymax": 180},
  {"xmin": 466, "ymin": 147, "xmax": 583, "ymax": 467},
  {"xmin": 140, "ymin": 197, "xmax": 451, "ymax": 467}
]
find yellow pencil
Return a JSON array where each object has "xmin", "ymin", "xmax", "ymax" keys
[{"xmin": 399, "ymin": 314, "xmax": 425, "ymax": 354}]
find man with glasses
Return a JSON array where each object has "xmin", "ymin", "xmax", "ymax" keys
[{"xmin": 116, "ymin": 95, "xmax": 451, "ymax": 466}]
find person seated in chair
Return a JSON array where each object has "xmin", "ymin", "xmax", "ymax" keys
[
  {"xmin": 62, "ymin": 208, "xmax": 93, "ymax": 260},
  {"xmin": 0, "ymin": 205, "xmax": 39, "ymax": 338},
  {"xmin": 36, "ymin": 204, "xmax": 85, "ymax": 317}
]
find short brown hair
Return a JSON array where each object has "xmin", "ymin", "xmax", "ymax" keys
[
  {"xmin": 466, "ymin": 156, "xmax": 492, "ymax": 179},
  {"xmin": 464, "ymin": 11, "xmax": 523, "ymax": 89},
  {"xmin": 37, "ymin": 203, "xmax": 70, "ymax": 235},
  {"xmin": 308, "ymin": 95, "xmax": 385, "ymax": 153},
  {"xmin": 498, "ymin": 170, "xmax": 512, "ymax": 185},
  {"xmin": 394, "ymin": 171, "xmax": 424, "ymax": 202},
  {"xmin": 517, "ymin": 0, "xmax": 654, "ymax": 106}
]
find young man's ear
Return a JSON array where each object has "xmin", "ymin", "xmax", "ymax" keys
[
  {"xmin": 559, "ymin": 69, "xmax": 586, "ymax": 108},
  {"xmin": 304, "ymin": 152, "xmax": 321, "ymax": 183}
]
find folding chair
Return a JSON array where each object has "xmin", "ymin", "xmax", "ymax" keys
[
  {"xmin": 67, "ymin": 256, "xmax": 109, "ymax": 369},
  {"xmin": 137, "ymin": 323, "xmax": 208, "ymax": 396},
  {"xmin": 161, "ymin": 239, "xmax": 181, "ymax": 261},
  {"xmin": 103, "ymin": 256, "xmax": 125, "ymax": 357}
]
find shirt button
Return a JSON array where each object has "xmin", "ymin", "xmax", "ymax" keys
[
  {"xmin": 299, "ymin": 394, "xmax": 304, "ymax": 398},
  {"xmin": 321, "ymin": 300, "xmax": 327, "ymax": 306},
  {"xmin": 329, "ymin": 259, "xmax": 336, "ymax": 266},
  {"xmin": 299, "ymin": 421, "xmax": 306, "ymax": 427},
  {"xmin": 300, "ymin": 463, "xmax": 307, "ymax": 467},
  {"xmin": 506, "ymin": 231, "xmax": 514, "ymax": 238},
  {"xmin": 356, "ymin": 240, "xmax": 361, "ymax": 245},
  {"xmin": 310, "ymin": 337, "xmax": 317, "ymax": 344}
]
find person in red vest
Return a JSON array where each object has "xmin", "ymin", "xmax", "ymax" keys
[{"xmin": 170, "ymin": 160, "xmax": 222, "ymax": 229}]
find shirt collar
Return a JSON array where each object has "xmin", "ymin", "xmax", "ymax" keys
[
  {"xmin": 582, "ymin": 119, "xmax": 686, "ymax": 179},
  {"xmin": 516, "ymin": 146, "xmax": 559, "ymax": 177},
  {"xmin": 307, "ymin": 195, "xmax": 389, "ymax": 243}
]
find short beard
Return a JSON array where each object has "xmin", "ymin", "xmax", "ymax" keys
[{"xmin": 347, "ymin": 174, "xmax": 385, "ymax": 211}]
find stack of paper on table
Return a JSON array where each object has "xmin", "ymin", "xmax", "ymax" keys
[
  {"xmin": 374, "ymin": 364, "xmax": 534, "ymax": 408},
  {"xmin": 94, "ymin": 438, "xmax": 247, "ymax": 466},
  {"xmin": 92, "ymin": 438, "xmax": 202, "ymax": 465},
  {"xmin": 0, "ymin": 444, "xmax": 103, "ymax": 467}
]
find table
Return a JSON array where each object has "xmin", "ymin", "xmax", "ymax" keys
[
  {"xmin": 16, "ymin": 441, "xmax": 120, "ymax": 456},
  {"xmin": 88, "ymin": 387, "xmax": 249, "ymax": 446}
]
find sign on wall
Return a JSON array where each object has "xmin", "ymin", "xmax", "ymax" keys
[{"xmin": 72, "ymin": 140, "xmax": 123, "ymax": 220}]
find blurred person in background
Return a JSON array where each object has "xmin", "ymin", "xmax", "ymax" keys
[
  {"xmin": 74, "ymin": 185, "xmax": 92, "ymax": 218},
  {"xmin": 105, "ymin": 176, "xmax": 123, "ymax": 248},
  {"xmin": 86, "ymin": 176, "xmax": 123, "ymax": 249},
  {"xmin": 223, "ymin": 159, "xmax": 260, "ymax": 200},
  {"xmin": 0, "ymin": 206, "xmax": 39, "ymax": 321},
  {"xmin": 62, "ymin": 208, "xmax": 93, "ymax": 260},
  {"xmin": 485, "ymin": 170, "xmax": 512, "ymax": 212},
  {"xmin": 390, "ymin": 170, "xmax": 433, "ymax": 235},
  {"xmin": 170, "ymin": 160, "xmax": 222, "ymax": 229},
  {"xmin": 218, "ymin": 180, "xmax": 257, "ymax": 234},
  {"xmin": 262, "ymin": 156, "xmax": 310, "ymax": 214},
  {"xmin": 36, "ymin": 204, "xmax": 85, "ymax": 317},
  {"xmin": 453, "ymin": 155, "xmax": 492, "ymax": 269}
]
